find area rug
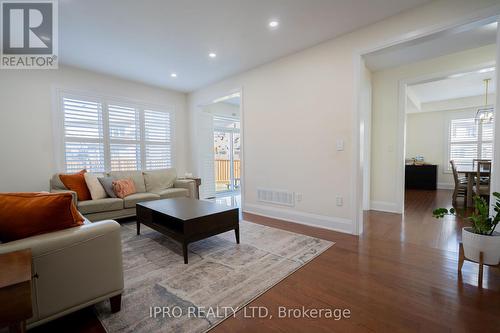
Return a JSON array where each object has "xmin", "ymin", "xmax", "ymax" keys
[{"xmin": 96, "ymin": 221, "xmax": 333, "ymax": 333}]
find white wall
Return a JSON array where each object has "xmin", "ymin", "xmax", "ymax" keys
[
  {"xmin": 406, "ymin": 107, "xmax": 479, "ymax": 189},
  {"xmin": 188, "ymin": 0, "xmax": 500, "ymax": 234},
  {"xmin": 0, "ymin": 65, "xmax": 188, "ymax": 192},
  {"xmin": 371, "ymin": 44, "xmax": 496, "ymax": 213}
]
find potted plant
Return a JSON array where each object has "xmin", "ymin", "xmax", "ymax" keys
[{"xmin": 433, "ymin": 192, "xmax": 500, "ymax": 265}]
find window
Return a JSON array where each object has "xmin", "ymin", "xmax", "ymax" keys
[
  {"xmin": 448, "ymin": 117, "xmax": 493, "ymax": 170},
  {"xmin": 62, "ymin": 97, "xmax": 105, "ymax": 172},
  {"xmin": 144, "ymin": 110, "xmax": 172, "ymax": 170},
  {"xmin": 60, "ymin": 93, "xmax": 172, "ymax": 172},
  {"xmin": 108, "ymin": 104, "xmax": 141, "ymax": 171}
]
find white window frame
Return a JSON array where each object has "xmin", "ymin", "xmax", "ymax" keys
[
  {"xmin": 445, "ymin": 112, "xmax": 493, "ymax": 172},
  {"xmin": 53, "ymin": 88, "xmax": 175, "ymax": 173}
]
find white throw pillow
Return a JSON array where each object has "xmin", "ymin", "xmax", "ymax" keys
[{"xmin": 84, "ymin": 173, "xmax": 107, "ymax": 200}]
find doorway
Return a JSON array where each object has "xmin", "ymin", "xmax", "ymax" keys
[
  {"xmin": 214, "ymin": 117, "xmax": 241, "ymax": 194},
  {"xmin": 357, "ymin": 17, "xmax": 499, "ymax": 241},
  {"xmin": 199, "ymin": 91, "xmax": 242, "ymax": 207}
]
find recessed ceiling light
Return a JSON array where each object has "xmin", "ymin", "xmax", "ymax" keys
[
  {"xmin": 269, "ymin": 20, "xmax": 279, "ymax": 28},
  {"xmin": 170, "ymin": 73, "xmax": 177, "ymax": 78},
  {"xmin": 209, "ymin": 52, "xmax": 217, "ymax": 58}
]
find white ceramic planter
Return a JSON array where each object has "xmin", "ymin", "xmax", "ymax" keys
[{"xmin": 462, "ymin": 227, "xmax": 500, "ymax": 265}]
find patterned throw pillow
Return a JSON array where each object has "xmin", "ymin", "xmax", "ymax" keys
[{"xmin": 112, "ymin": 178, "xmax": 136, "ymax": 199}]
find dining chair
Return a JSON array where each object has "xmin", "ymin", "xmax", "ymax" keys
[
  {"xmin": 450, "ymin": 160, "xmax": 467, "ymax": 207},
  {"xmin": 472, "ymin": 159, "xmax": 492, "ymax": 185},
  {"xmin": 473, "ymin": 159, "xmax": 491, "ymax": 173},
  {"xmin": 473, "ymin": 160, "xmax": 491, "ymax": 200}
]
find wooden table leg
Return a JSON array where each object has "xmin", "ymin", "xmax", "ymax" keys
[
  {"xmin": 467, "ymin": 174, "xmax": 473, "ymax": 207},
  {"xmin": 478, "ymin": 252, "xmax": 484, "ymax": 288},
  {"xmin": 234, "ymin": 227, "xmax": 240, "ymax": 244},
  {"xmin": 136, "ymin": 221, "xmax": 141, "ymax": 235},
  {"xmin": 458, "ymin": 242, "xmax": 465, "ymax": 272},
  {"xmin": 183, "ymin": 242, "xmax": 188, "ymax": 264}
]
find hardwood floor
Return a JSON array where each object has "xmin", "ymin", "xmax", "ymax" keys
[
  {"xmin": 30, "ymin": 190, "xmax": 500, "ymax": 332},
  {"xmin": 364, "ymin": 189, "xmax": 467, "ymax": 252}
]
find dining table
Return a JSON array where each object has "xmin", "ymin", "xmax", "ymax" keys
[{"xmin": 456, "ymin": 165, "xmax": 491, "ymax": 207}]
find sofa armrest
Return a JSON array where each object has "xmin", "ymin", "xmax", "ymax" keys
[
  {"xmin": 174, "ymin": 179, "xmax": 198, "ymax": 199},
  {"xmin": 0, "ymin": 220, "xmax": 121, "ymax": 256},
  {"xmin": 50, "ymin": 189, "xmax": 78, "ymax": 206},
  {"xmin": 0, "ymin": 220, "xmax": 124, "ymax": 322}
]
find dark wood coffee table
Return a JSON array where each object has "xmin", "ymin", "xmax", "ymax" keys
[{"xmin": 136, "ymin": 198, "xmax": 239, "ymax": 264}]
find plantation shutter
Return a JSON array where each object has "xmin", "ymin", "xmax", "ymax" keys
[
  {"xmin": 448, "ymin": 117, "xmax": 494, "ymax": 170},
  {"xmin": 62, "ymin": 97, "xmax": 105, "ymax": 172},
  {"xmin": 481, "ymin": 121, "xmax": 494, "ymax": 160},
  {"xmin": 144, "ymin": 110, "xmax": 172, "ymax": 170},
  {"xmin": 449, "ymin": 118, "xmax": 478, "ymax": 169},
  {"xmin": 197, "ymin": 111, "xmax": 216, "ymax": 199},
  {"xmin": 60, "ymin": 93, "xmax": 174, "ymax": 173},
  {"xmin": 108, "ymin": 104, "xmax": 141, "ymax": 171}
]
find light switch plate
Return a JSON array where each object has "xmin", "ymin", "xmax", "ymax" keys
[{"xmin": 336, "ymin": 139, "xmax": 344, "ymax": 151}]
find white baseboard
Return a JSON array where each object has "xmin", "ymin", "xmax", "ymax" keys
[
  {"xmin": 243, "ymin": 203, "xmax": 353, "ymax": 234},
  {"xmin": 370, "ymin": 201, "xmax": 401, "ymax": 214},
  {"xmin": 437, "ymin": 182, "xmax": 454, "ymax": 190}
]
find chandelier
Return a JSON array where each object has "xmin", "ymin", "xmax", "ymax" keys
[{"xmin": 475, "ymin": 78, "xmax": 494, "ymax": 124}]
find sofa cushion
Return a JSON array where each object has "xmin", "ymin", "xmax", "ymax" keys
[
  {"xmin": 59, "ymin": 170, "xmax": 92, "ymax": 201},
  {"xmin": 108, "ymin": 171, "xmax": 146, "ymax": 193},
  {"xmin": 78, "ymin": 198, "xmax": 124, "ymax": 214},
  {"xmin": 143, "ymin": 168, "xmax": 177, "ymax": 193},
  {"xmin": 153, "ymin": 188, "xmax": 189, "ymax": 199},
  {"xmin": 0, "ymin": 192, "xmax": 84, "ymax": 242},
  {"xmin": 123, "ymin": 193, "xmax": 160, "ymax": 208}
]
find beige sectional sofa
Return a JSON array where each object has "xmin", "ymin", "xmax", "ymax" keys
[{"xmin": 50, "ymin": 169, "xmax": 199, "ymax": 221}]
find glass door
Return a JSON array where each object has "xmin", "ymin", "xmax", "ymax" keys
[
  {"xmin": 214, "ymin": 117, "xmax": 240, "ymax": 193},
  {"xmin": 232, "ymin": 131, "xmax": 241, "ymax": 191}
]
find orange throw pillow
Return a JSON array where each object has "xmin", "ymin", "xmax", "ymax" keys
[
  {"xmin": 59, "ymin": 169, "xmax": 91, "ymax": 201},
  {"xmin": 0, "ymin": 192, "xmax": 84, "ymax": 242},
  {"xmin": 112, "ymin": 178, "xmax": 136, "ymax": 198}
]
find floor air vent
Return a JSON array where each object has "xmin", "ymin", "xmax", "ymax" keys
[{"xmin": 257, "ymin": 188, "xmax": 295, "ymax": 207}]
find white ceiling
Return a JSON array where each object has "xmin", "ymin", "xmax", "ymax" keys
[
  {"xmin": 365, "ymin": 22, "xmax": 498, "ymax": 71},
  {"xmin": 59, "ymin": 0, "xmax": 431, "ymax": 92},
  {"xmin": 408, "ymin": 69, "xmax": 497, "ymax": 103}
]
